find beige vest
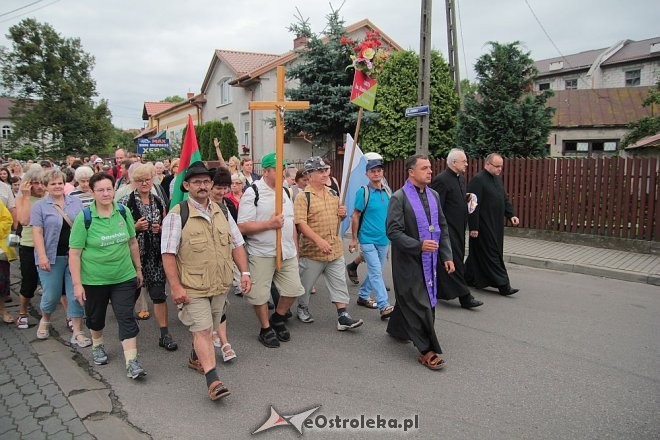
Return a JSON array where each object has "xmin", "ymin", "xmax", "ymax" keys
[{"xmin": 171, "ymin": 201, "xmax": 233, "ymax": 298}]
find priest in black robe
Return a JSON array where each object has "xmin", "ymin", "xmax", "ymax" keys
[
  {"xmin": 430, "ymin": 149, "xmax": 483, "ymax": 309},
  {"xmin": 465, "ymin": 153, "xmax": 520, "ymax": 295},
  {"xmin": 386, "ymin": 155, "xmax": 455, "ymax": 371}
]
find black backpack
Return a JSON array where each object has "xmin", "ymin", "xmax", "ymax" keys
[{"xmin": 178, "ymin": 199, "xmax": 228, "ymax": 229}]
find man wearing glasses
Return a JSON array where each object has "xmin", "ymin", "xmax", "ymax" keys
[{"xmin": 162, "ymin": 161, "xmax": 251, "ymax": 401}]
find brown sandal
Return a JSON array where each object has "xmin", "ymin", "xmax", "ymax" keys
[
  {"xmin": 208, "ymin": 380, "xmax": 231, "ymax": 400},
  {"xmin": 356, "ymin": 297, "xmax": 378, "ymax": 309},
  {"xmin": 418, "ymin": 351, "xmax": 446, "ymax": 370},
  {"xmin": 187, "ymin": 357, "xmax": 204, "ymax": 374},
  {"xmin": 380, "ymin": 305, "xmax": 394, "ymax": 320}
]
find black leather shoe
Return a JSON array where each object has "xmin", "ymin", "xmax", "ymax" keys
[
  {"xmin": 498, "ymin": 286, "xmax": 519, "ymax": 296},
  {"xmin": 460, "ymin": 297, "xmax": 484, "ymax": 309}
]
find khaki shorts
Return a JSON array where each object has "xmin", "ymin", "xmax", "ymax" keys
[
  {"xmin": 246, "ymin": 255, "xmax": 305, "ymax": 306},
  {"xmin": 177, "ymin": 294, "xmax": 227, "ymax": 332}
]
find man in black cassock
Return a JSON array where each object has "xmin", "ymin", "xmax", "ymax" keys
[
  {"xmin": 386, "ymin": 155, "xmax": 455, "ymax": 371},
  {"xmin": 430, "ymin": 148, "xmax": 483, "ymax": 309},
  {"xmin": 465, "ymin": 153, "xmax": 520, "ymax": 295}
]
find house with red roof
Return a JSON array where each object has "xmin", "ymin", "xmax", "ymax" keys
[{"xmin": 199, "ymin": 19, "xmax": 401, "ymax": 162}]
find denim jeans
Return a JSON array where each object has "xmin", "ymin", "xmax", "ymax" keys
[
  {"xmin": 38, "ymin": 255, "xmax": 84, "ymax": 317},
  {"xmin": 358, "ymin": 243, "xmax": 390, "ymax": 310}
]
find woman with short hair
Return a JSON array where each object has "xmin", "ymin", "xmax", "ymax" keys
[
  {"xmin": 69, "ymin": 172, "xmax": 146, "ymax": 379},
  {"xmin": 30, "ymin": 169, "xmax": 88, "ymax": 346},
  {"xmin": 70, "ymin": 166, "xmax": 94, "ymax": 207}
]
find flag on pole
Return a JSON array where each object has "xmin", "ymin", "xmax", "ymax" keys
[
  {"xmin": 340, "ymin": 134, "xmax": 370, "ymax": 236},
  {"xmin": 169, "ymin": 115, "xmax": 202, "ymax": 209}
]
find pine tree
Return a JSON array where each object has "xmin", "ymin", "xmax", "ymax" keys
[{"xmin": 457, "ymin": 41, "xmax": 554, "ymax": 157}]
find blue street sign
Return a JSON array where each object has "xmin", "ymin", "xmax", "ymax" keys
[{"xmin": 404, "ymin": 105, "xmax": 430, "ymax": 117}]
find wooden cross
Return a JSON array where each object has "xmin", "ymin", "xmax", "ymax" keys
[{"xmin": 248, "ymin": 66, "xmax": 309, "ymax": 269}]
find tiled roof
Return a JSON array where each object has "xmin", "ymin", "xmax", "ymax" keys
[
  {"xmin": 216, "ymin": 50, "xmax": 280, "ymax": 76},
  {"xmin": 133, "ymin": 126, "xmax": 157, "ymax": 140},
  {"xmin": 626, "ymin": 132, "xmax": 660, "ymax": 150},
  {"xmin": 535, "ymin": 48, "xmax": 605, "ymax": 77},
  {"xmin": 547, "ymin": 86, "xmax": 653, "ymax": 127},
  {"xmin": 142, "ymin": 102, "xmax": 176, "ymax": 120},
  {"xmin": 601, "ymin": 37, "xmax": 660, "ymax": 65},
  {"xmin": 0, "ymin": 97, "xmax": 14, "ymax": 119}
]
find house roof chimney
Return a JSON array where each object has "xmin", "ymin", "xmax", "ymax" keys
[{"xmin": 293, "ymin": 35, "xmax": 308, "ymax": 50}]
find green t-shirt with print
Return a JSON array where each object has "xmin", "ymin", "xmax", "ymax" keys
[{"xmin": 69, "ymin": 201, "xmax": 136, "ymax": 286}]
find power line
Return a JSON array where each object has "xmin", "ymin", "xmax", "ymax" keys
[
  {"xmin": 0, "ymin": 0, "xmax": 46, "ymax": 18},
  {"xmin": 0, "ymin": 0, "xmax": 61, "ymax": 24},
  {"xmin": 455, "ymin": 0, "xmax": 470, "ymax": 82}
]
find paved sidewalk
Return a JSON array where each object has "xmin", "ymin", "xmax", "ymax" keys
[{"xmin": 502, "ymin": 236, "xmax": 660, "ymax": 286}]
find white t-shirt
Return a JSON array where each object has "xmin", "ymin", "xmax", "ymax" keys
[
  {"xmin": 0, "ymin": 182, "xmax": 15, "ymax": 210},
  {"xmin": 237, "ymin": 179, "xmax": 296, "ymax": 260}
]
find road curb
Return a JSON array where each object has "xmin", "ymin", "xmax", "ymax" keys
[{"xmin": 504, "ymin": 254, "xmax": 653, "ymax": 285}]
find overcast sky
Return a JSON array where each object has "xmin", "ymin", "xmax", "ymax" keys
[{"xmin": 1, "ymin": 0, "xmax": 658, "ymax": 129}]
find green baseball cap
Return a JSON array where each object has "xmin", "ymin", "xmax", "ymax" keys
[{"xmin": 261, "ymin": 152, "xmax": 287, "ymax": 169}]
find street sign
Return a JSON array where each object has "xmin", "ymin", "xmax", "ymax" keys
[{"xmin": 405, "ymin": 105, "xmax": 430, "ymax": 117}]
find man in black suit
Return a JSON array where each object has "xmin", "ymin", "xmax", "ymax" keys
[{"xmin": 430, "ymin": 149, "xmax": 483, "ymax": 309}]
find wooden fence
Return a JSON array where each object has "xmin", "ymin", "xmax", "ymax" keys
[{"xmin": 328, "ymin": 156, "xmax": 659, "ymax": 242}]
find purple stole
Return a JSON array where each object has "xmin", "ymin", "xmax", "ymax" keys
[{"xmin": 402, "ymin": 180, "xmax": 441, "ymax": 308}]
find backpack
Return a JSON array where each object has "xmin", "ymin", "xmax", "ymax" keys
[
  {"xmin": 178, "ymin": 199, "xmax": 228, "ymax": 229},
  {"xmin": 304, "ymin": 188, "xmax": 338, "ymax": 216},
  {"xmin": 250, "ymin": 183, "xmax": 291, "ymax": 207},
  {"xmin": 357, "ymin": 184, "xmax": 392, "ymax": 233},
  {"xmin": 83, "ymin": 203, "xmax": 127, "ymax": 229}
]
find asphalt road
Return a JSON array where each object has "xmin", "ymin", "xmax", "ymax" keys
[{"xmin": 45, "ymin": 261, "xmax": 660, "ymax": 440}]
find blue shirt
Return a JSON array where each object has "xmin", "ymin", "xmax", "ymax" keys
[
  {"xmin": 30, "ymin": 194, "xmax": 83, "ymax": 264},
  {"xmin": 354, "ymin": 184, "xmax": 390, "ymax": 245}
]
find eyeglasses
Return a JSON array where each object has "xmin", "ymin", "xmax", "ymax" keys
[
  {"xmin": 134, "ymin": 178, "xmax": 152, "ymax": 184},
  {"xmin": 188, "ymin": 179, "xmax": 212, "ymax": 186}
]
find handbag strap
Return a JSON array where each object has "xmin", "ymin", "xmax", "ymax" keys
[{"xmin": 52, "ymin": 203, "xmax": 73, "ymax": 227}]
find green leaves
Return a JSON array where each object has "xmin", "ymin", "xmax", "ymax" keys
[
  {"xmin": 1, "ymin": 18, "xmax": 111, "ymax": 157},
  {"xmin": 360, "ymin": 50, "xmax": 459, "ymax": 160},
  {"xmin": 457, "ymin": 41, "xmax": 553, "ymax": 158}
]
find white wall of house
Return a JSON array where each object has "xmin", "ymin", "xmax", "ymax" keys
[
  {"xmin": 549, "ymin": 127, "xmax": 628, "ymax": 156},
  {"xmin": 599, "ymin": 61, "xmax": 660, "ymax": 88}
]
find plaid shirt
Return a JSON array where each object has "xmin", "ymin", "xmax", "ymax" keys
[{"xmin": 294, "ymin": 186, "xmax": 343, "ymax": 261}]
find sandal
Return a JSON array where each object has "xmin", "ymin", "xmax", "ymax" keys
[
  {"xmin": 356, "ymin": 297, "xmax": 378, "ymax": 309},
  {"xmin": 2, "ymin": 312, "xmax": 14, "ymax": 324},
  {"xmin": 380, "ymin": 305, "xmax": 394, "ymax": 320},
  {"xmin": 36, "ymin": 320, "xmax": 51, "ymax": 340},
  {"xmin": 212, "ymin": 331, "xmax": 221, "ymax": 348},
  {"xmin": 16, "ymin": 315, "xmax": 29, "ymax": 329},
  {"xmin": 70, "ymin": 332, "xmax": 92, "ymax": 348},
  {"xmin": 346, "ymin": 264, "xmax": 359, "ymax": 285},
  {"xmin": 418, "ymin": 351, "xmax": 446, "ymax": 370},
  {"xmin": 187, "ymin": 356, "xmax": 204, "ymax": 374},
  {"xmin": 208, "ymin": 380, "xmax": 230, "ymax": 401},
  {"xmin": 136, "ymin": 310, "xmax": 150, "ymax": 320},
  {"xmin": 221, "ymin": 343, "xmax": 237, "ymax": 362},
  {"xmin": 66, "ymin": 318, "xmax": 73, "ymax": 332}
]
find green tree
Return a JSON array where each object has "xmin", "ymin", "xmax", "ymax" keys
[
  {"xmin": 218, "ymin": 122, "xmax": 239, "ymax": 160},
  {"xmin": 162, "ymin": 95, "xmax": 184, "ymax": 103},
  {"xmin": 108, "ymin": 126, "xmax": 137, "ymax": 153},
  {"xmin": 457, "ymin": 41, "xmax": 554, "ymax": 157},
  {"xmin": 460, "ymin": 78, "xmax": 478, "ymax": 99},
  {"xmin": 195, "ymin": 123, "xmax": 208, "ymax": 160},
  {"xmin": 141, "ymin": 149, "xmax": 171, "ymax": 162},
  {"xmin": 360, "ymin": 50, "xmax": 459, "ymax": 160},
  {"xmin": 13, "ymin": 146, "xmax": 36, "ymax": 161},
  {"xmin": 0, "ymin": 19, "xmax": 114, "ymax": 157},
  {"xmin": 203, "ymin": 120, "xmax": 223, "ymax": 160},
  {"xmin": 621, "ymin": 80, "xmax": 660, "ymax": 148},
  {"xmin": 284, "ymin": 8, "xmax": 356, "ymax": 151}
]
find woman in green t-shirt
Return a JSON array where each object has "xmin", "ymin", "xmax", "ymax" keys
[{"xmin": 69, "ymin": 173, "xmax": 146, "ymax": 380}]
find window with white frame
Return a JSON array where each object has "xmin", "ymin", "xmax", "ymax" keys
[
  {"xmin": 240, "ymin": 112, "xmax": 250, "ymax": 149},
  {"xmin": 565, "ymin": 79, "xmax": 578, "ymax": 89},
  {"xmin": 625, "ymin": 69, "xmax": 641, "ymax": 87},
  {"xmin": 1, "ymin": 125, "xmax": 10, "ymax": 139},
  {"xmin": 218, "ymin": 77, "xmax": 232, "ymax": 105}
]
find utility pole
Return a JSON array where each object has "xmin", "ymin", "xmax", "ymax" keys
[
  {"xmin": 446, "ymin": 0, "xmax": 462, "ymax": 108},
  {"xmin": 416, "ymin": 0, "xmax": 432, "ymax": 155}
]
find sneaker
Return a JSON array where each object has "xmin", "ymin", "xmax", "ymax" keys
[
  {"xmin": 337, "ymin": 312, "xmax": 364, "ymax": 331},
  {"xmin": 16, "ymin": 315, "xmax": 29, "ymax": 330},
  {"xmin": 158, "ymin": 334, "xmax": 178, "ymax": 351},
  {"xmin": 296, "ymin": 305, "xmax": 314, "ymax": 323},
  {"xmin": 269, "ymin": 320, "xmax": 291, "ymax": 342},
  {"xmin": 126, "ymin": 358, "xmax": 146, "ymax": 379},
  {"xmin": 92, "ymin": 345, "xmax": 108, "ymax": 365}
]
